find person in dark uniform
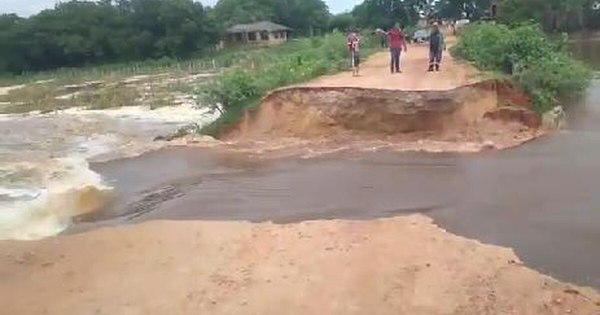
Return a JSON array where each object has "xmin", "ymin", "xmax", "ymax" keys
[{"xmin": 428, "ymin": 23, "xmax": 446, "ymax": 72}]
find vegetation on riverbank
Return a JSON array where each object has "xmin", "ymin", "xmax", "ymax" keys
[
  {"xmin": 0, "ymin": 68, "xmax": 217, "ymax": 114},
  {"xmin": 199, "ymin": 32, "xmax": 379, "ymax": 136},
  {"xmin": 453, "ymin": 22, "xmax": 594, "ymax": 112},
  {"xmin": 0, "ymin": 43, "xmax": 314, "ymax": 114},
  {"xmin": 0, "ymin": 42, "xmax": 304, "ymax": 87},
  {"xmin": 497, "ymin": 0, "xmax": 600, "ymax": 32}
]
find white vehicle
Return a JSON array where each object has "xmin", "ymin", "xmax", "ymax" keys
[
  {"xmin": 456, "ymin": 19, "xmax": 470, "ymax": 28},
  {"xmin": 413, "ymin": 30, "xmax": 429, "ymax": 43}
]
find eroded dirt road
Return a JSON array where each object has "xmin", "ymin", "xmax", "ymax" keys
[{"xmin": 1, "ymin": 216, "xmax": 599, "ymax": 315}]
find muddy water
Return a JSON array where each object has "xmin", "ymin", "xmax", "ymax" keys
[{"xmin": 89, "ymin": 41, "xmax": 600, "ymax": 289}]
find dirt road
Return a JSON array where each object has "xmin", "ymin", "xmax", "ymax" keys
[
  {"xmin": 1, "ymin": 216, "xmax": 599, "ymax": 315},
  {"xmin": 304, "ymin": 41, "xmax": 480, "ymax": 91}
]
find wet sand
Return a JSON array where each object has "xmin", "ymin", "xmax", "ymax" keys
[{"xmin": 2, "ymin": 216, "xmax": 599, "ymax": 314}]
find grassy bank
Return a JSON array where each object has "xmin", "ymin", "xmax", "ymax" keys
[
  {"xmin": 452, "ymin": 23, "xmax": 594, "ymax": 113},
  {"xmin": 199, "ymin": 32, "xmax": 379, "ymax": 136},
  {"xmin": 0, "ymin": 72, "xmax": 211, "ymax": 114},
  {"xmin": 0, "ymin": 44, "xmax": 290, "ymax": 88}
]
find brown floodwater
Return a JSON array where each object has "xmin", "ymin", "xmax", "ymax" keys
[{"xmin": 85, "ymin": 40, "xmax": 600, "ymax": 289}]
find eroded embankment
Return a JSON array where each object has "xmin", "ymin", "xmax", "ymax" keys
[{"xmin": 221, "ymin": 81, "xmax": 543, "ymax": 152}]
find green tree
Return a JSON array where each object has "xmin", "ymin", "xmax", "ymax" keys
[
  {"xmin": 435, "ymin": 0, "xmax": 492, "ymax": 20},
  {"xmin": 497, "ymin": 0, "xmax": 599, "ymax": 31},
  {"xmin": 0, "ymin": 0, "xmax": 219, "ymax": 74},
  {"xmin": 213, "ymin": 0, "xmax": 330, "ymax": 36},
  {"xmin": 214, "ymin": 0, "xmax": 277, "ymax": 25},
  {"xmin": 274, "ymin": 0, "xmax": 329, "ymax": 36},
  {"xmin": 329, "ymin": 13, "xmax": 356, "ymax": 32},
  {"xmin": 352, "ymin": 0, "xmax": 430, "ymax": 29},
  {"xmin": 0, "ymin": 14, "xmax": 27, "ymax": 73}
]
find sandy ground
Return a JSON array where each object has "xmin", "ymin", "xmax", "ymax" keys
[
  {"xmin": 1, "ymin": 215, "xmax": 598, "ymax": 315},
  {"xmin": 303, "ymin": 41, "xmax": 481, "ymax": 91}
]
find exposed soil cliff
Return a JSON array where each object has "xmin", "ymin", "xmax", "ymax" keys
[{"xmin": 221, "ymin": 80, "xmax": 542, "ymax": 152}]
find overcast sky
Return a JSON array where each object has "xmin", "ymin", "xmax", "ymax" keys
[{"xmin": 0, "ymin": 0, "xmax": 363, "ymax": 17}]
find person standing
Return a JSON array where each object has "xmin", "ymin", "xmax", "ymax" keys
[
  {"xmin": 347, "ymin": 30, "xmax": 361, "ymax": 77},
  {"xmin": 428, "ymin": 23, "xmax": 446, "ymax": 72},
  {"xmin": 387, "ymin": 23, "xmax": 407, "ymax": 74}
]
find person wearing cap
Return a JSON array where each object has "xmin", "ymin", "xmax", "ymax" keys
[{"xmin": 428, "ymin": 22, "xmax": 446, "ymax": 72}]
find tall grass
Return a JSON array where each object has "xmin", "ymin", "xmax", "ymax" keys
[
  {"xmin": 0, "ymin": 59, "xmax": 203, "ymax": 87},
  {"xmin": 0, "ymin": 43, "xmax": 313, "ymax": 87},
  {"xmin": 199, "ymin": 31, "xmax": 380, "ymax": 136},
  {"xmin": 452, "ymin": 22, "xmax": 593, "ymax": 112},
  {"xmin": 0, "ymin": 44, "xmax": 300, "ymax": 113}
]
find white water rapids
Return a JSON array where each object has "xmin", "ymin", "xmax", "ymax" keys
[{"xmin": 0, "ymin": 104, "xmax": 218, "ymax": 240}]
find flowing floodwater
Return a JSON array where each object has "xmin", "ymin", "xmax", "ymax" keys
[
  {"xmin": 0, "ymin": 104, "xmax": 217, "ymax": 240},
  {"xmin": 85, "ymin": 39, "xmax": 600, "ymax": 289}
]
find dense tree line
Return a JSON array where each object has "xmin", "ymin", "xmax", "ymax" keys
[
  {"xmin": 345, "ymin": 0, "xmax": 494, "ymax": 30},
  {"xmin": 346, "ymin": 0, "xmax": 600, "ymax": 31},
  {"xmin": 0, "ymin": 0, "xmax": 221, "ymax": 74},
  {"xmin": 350, "ymin": 0, "xmax": 430, "ymax": 29},
  {"xmin": 434, "ymin": 0, "xmax": 492, "ymax": 20},
  {"xmin": 497, "ymin": 0, "xmax": 600, "ymax": 31},
  {"xmin": 2, "ymin": 0, "xmax": 599, "ymax": 74},
  {"xmin": 341, "ymin": 0, "xmax": 494, "ymax": 30},
  {"xmin": 0, "ymin": 0, "xmax": 330, "ymax": 74},
  {"xmin": 214, "ymin": 0, "xmax": 330, "ymax": 36}
]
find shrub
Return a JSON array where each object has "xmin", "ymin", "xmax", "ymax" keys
[
  {"xmin": 452, "ymin": 22, "xmax": 593, "ymax": 112},
  {"xmin": 201, "ymin": 70, "xmax": 260, "ymax": 111},
  {"xmin": 199, "ymin": 32, "xmax": 379, "ymax": 136}
]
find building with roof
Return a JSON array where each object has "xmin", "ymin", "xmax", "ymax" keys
[{"xmin": 224, "ymin": 21, "xmax": 291, "ymax": 47}]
